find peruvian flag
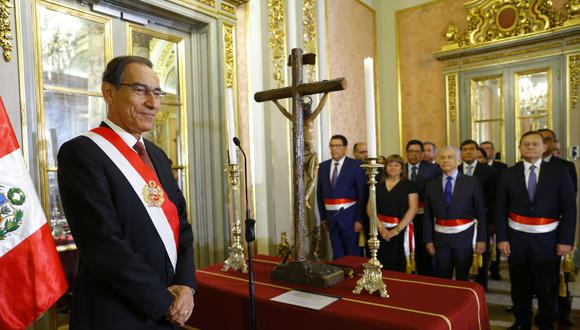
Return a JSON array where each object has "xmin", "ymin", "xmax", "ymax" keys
[{"xmin": 0, "ymin": 96, "xmax": 67, "ymax": 329}]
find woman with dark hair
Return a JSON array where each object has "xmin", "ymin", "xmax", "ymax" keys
[{"xmin": 371, "ymin": 154, "xmax": 419, "ymax": 272}]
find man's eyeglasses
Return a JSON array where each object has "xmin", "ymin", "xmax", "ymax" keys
[{"xmin": 120, "ymin": 83, "xmax": 167, "ymax": 99}]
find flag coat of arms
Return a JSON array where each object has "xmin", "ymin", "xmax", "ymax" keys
[{"xmin": 0, "ymin": 96, "xmax": 67, "ymax": 329}]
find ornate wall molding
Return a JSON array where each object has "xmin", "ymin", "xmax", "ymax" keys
[
  {"xmin": 0, "ymin": 0, "xmax": 13, "ymax": 62},
  {"xmin": 302, "ymin": 0, "xmax": 317, "ymax": 83},
  {"xmin": 268, "ymin": 0, "xmax": 286, "ymax": 87},
  {"xmin": 223, "ymin": 23, "xmax": 235, "ymax": 88},
  {"xmin": 220, "ymin": 2, "xmax": 236, "ymax": 15},
  {"xmin": 197, "ymin": 0, "xmax": 216, "ymax": 7},
  {"xmin": 443, "ymin": 0, "xmax": 580, "ymax": 50},
  {"xmin": 569, "ymin": 54, "xmax": 580, "ymax": 109},
  {"xmin": 445, "ymin": 73, "xmax": 459, "ymax": 145}
]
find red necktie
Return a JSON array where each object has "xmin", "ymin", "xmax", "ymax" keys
[{"xmin": 133, "ymin": 141, "xmax": 156, "ymax": 174}]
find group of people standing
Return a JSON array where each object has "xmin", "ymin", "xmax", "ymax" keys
[{"xmin": 316, "ymin": 131, "xmax": 577, "ymax": 330}]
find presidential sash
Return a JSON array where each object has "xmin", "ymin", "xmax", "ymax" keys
[
  {"xmin": 508, "ymin": 212, "xmax": 559, "ymax": 234},
  {"xmin": 324, "ymin": 198, "xmax": 356, "ymax": 211},
  {"xmin": 434, "ymin": 218, "xmax": 476, "ymax": 234},
  {"xmin": 84, "ymin": 127, "xmax": 179, "ymax": 271}
]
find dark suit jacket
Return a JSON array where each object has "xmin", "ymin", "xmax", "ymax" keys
[
  {"xmin": 495, "ymin": 161, "xmax": 577, "ymax": 245},
  {"xmin": 58, "ymin": 129, "xmax": 196, "ymax": 330},
  {"xmin": 317, "ymin": 157, "xmax": 367, "ymax": 230},
  {"xmin": 459, "ymin": 161, "xmax": 496, "ymax": 227},
  {"xmin": 490, "ymin": 160, "xmax": 508, "ymax": 174},
  {"xmin": 549, "ymin": 156, "xmax": 578, "ymax": 193},
  {"xmin": 406, "ymin": 161, "xmax": 441, "ymax": 203},
  {"xmin": 423, "ymin": 172, "xmax": 487, "ymax": 247}
]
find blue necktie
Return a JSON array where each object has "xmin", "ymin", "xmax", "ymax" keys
[
  {"xmin": 444, "ymin": 176, "xmax": 453, "ymax": 207},
  {"xmin": 528, "ymin": 165, "xmax": 537, "ymax": 201}
]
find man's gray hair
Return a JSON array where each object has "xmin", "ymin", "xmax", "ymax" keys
[{"xmin": 437, "ymin": 146, "xmax": 460, "ymax": 159}]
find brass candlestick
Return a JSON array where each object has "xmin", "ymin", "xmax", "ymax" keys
[
  {"xmin": 353, "ymin": 158, "xmax": 388, "ymax": 298},
  {"xmin": 222, "ymin": 163, "xmax": 248, "ymax": 273}
]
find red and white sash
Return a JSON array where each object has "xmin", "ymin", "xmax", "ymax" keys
[
  {"xmin": 404, "ymin": 222, "xmax": 415, "ymax": 257},
  {"xmin": 84, "ymin": 127, "xmax": 180, "ymax": 271},
  {"xmin": 378, "ymin": 214, "xmax": 399, "ymax": 229},
  {"xmin": 435, "ymin": 218, "xmax": 476, "ymax": 234},
  {"xmin": 435, "ymin": 218, "xmax": 478, "ymax": 249},
  {"xmin": 324, "ymin": 198, "xmax": 356, "ymax": 211},
  {"xmin": 378, "ymin": 214, "xmax": 415, "ymax": 257},
  {"xmin": 508, "ymin": 212, "xmax": 559, "ymax": 234}
]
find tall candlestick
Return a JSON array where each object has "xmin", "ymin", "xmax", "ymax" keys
[
  {"xmin": 364, "ymin": 57, "xmax": 377, "ymax": 158},
  {"xmin": 226, "ymin": 88, "xmax": 238, "ymax": 164}
]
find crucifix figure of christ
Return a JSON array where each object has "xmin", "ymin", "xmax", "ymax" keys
[{"xmin": 254, "ymin": 48, "xmax": 346, "ymax": 263}]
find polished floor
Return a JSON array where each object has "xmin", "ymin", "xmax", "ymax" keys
[{"xmin": 488, "ymin": 260, "xmax": 580, "ymax": 330}]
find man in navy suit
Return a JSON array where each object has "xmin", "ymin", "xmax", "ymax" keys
[
  {"xmin": 58, "ymin": 56, "xmax": 196, "ymax": 329},
  {"xmin": 405, "ymin": 140, "xmax": 441, "ymax": 275},
  {"xmin": 423, "ymin": 146, "xmax": 487, "ymax": 281},
  {"xmin": 538, "ymin": 128, "xmax": 578, "ymax": 326},
  {"xmin": 317, "ymin": 135, "xmax": 367, "ymax": 259},
  {"xmin": 458, "ymin": 139, "xmax": 495, "ymax": 289},
  {"xmin": 480, "ymin": 141, "xmax": 508, "ymax": 281},
  {"xmin": 496, "ymin": 131, "xmax": 576, "ymax": 330}
]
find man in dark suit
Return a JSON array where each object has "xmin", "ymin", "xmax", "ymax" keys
[
  {"xmin": 58, "ymin": 56, "xmax": 196, "ymax": 329},
  {"xmin": 538, "ymin": 128, "xmax": 578, "ymax": 326},
  {"xmin": 481, "ymin": 141, "xmax": 508, "ymax": 281},
  {"xmin": 496, "ymin": 131, "xmax": 576, "ymax": 330},
  {"xmin": 481, "ymin": 141, "xmax": 508, "ymax": 173},
  {"xmin": 405, "ymin": 140, "xmax": 441, "ymax": 276},
  {"xmin": 423, "ymin": 146, "xmax": 487, "ymax": 280},
  {"xmin": 317, "ymin": 135, "xmax": 367, "ymax": 259},
  {"xmin": 423, "ymin": 141, "xmax": 437, "ymax": 164},
  {"xmin": 458, "ymin": 139, "xmax": 495, "ymax": 289}
]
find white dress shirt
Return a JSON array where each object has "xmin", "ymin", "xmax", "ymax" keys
[
  {"xmin": 462, "ymin": 160, "xmax": 478, "ymax": 176},
  {"xmin": 442, "ymin": 169, "xmax": 459, "ymax": 194},
  {"xmin": 407, "ymin": 162, "xmax": 421, "ymax": 180},
  {"xmin": 104, "ymin": 118, "xmax": 145, "ymax": 153}
]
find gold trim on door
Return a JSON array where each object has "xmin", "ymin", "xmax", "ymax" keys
[
  {"xmin": 514, "ymin": 67, "xmax": 552, "ymax": 160},
  {"xmin": 126, "ymin": 23, "xmax": 190, "ymax": 221},
  {"xmin": 470, "ymin": 74, "xmax": 505, "ymax": 162},
  {"xmin": 33, "ymin": 0, "xmax": 113, "ymax": 219}
]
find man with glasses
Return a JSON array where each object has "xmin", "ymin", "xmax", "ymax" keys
[
  {"xmin": 317, "ymin": 135, "xmax": 367, "ymax": 259},
  {"xmin": 405, "ymin": 140, "xmax": 440, "ymax": 275},
  {"xmin": 58, "ymin": 56, "xmax": 196, "ymax": 329}
]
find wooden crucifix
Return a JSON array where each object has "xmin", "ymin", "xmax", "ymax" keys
[{"xmin": 254, "ymin": 48, "xmax": 347, "ymax": 262}]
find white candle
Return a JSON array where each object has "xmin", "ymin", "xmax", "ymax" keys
[
  {"xmin": 364, "ymin": 57, "xmax": 377, "ymax": 158},
  {"xmin": 226, "ymin": 88, "xmax": 238, "ymax": 164}
]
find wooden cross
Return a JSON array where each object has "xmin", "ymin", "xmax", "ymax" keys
[{"xmin": 254, "ymin": 48, "xmax": 347, "ymax": 262}]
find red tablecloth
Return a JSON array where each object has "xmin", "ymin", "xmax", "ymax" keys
[{"xmin": 187, "ymin": 255, "xmax": 489, "ymax": 330}]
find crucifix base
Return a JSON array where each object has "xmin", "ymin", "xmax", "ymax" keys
[{"xmin": 271, "ymin": 261, "xmax": 344, "ymax": 288}]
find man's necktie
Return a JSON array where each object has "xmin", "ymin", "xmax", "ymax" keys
[
  {"xmin": 444, "ymin": 176, "xmax": 453, "ymax": 207},
  {"xmin": 528, "ymin": 165, "xmax": 537, "ymax": 201},
  {"xmin": 466, "ymin": 165, "xmax": 473, "ymax": 176},
  {"xmin": 411, "ymin": 165, "xmax": 418, "ymax": 182},
  {"xmin": 331, "ymin": 162, "xmax": 339, "ymax": 188},
  {"xmin": 133, "ymin": 141, "xmax": 156, "ymax": 173}
]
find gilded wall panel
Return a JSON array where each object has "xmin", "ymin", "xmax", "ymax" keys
[
  {"xmin": 326, "ymin": 0, "xmax": 375, "ymax": 155},
  {"xmin": 397, "ymin": 0, "xmax": 468, "ymax": 148}
]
